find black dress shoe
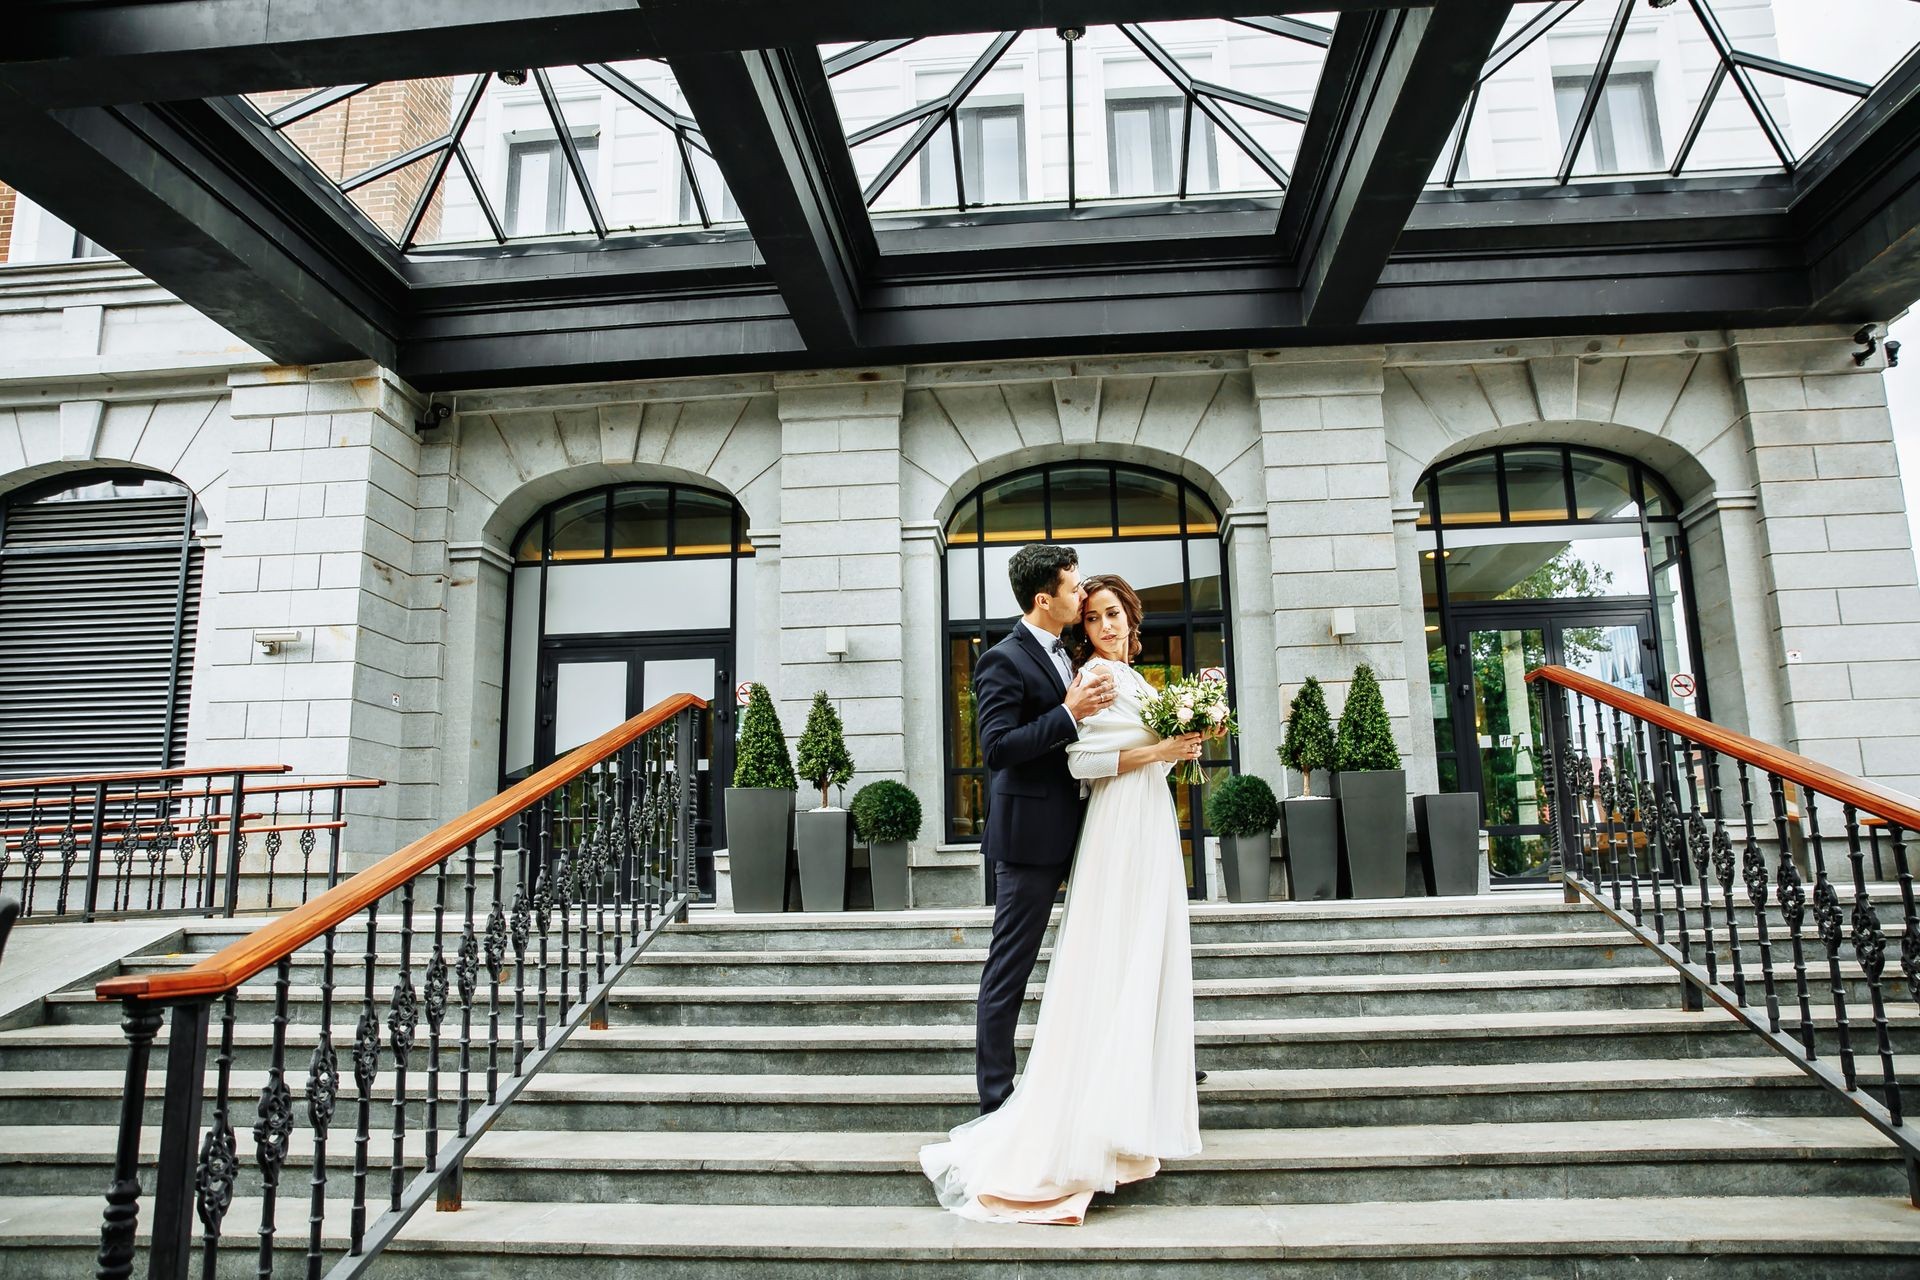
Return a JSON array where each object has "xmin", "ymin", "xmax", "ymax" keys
[{"xmin": 1195, "ymin": 1069, "xmax": 1208, "ymax": 1085}]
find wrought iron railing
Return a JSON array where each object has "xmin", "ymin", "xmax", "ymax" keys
[
  {"xmin": 1529, "ymin": 665, "xmax": 1920, "ymax": 1203},
  {"xmin": 89, "ymin": 694, "xmax": 704, "ymax": 1280},
  {"xmin": 0, "ymin": 766, "xmax": 383, "ymax": 921}
]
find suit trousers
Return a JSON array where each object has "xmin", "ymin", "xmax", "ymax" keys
[{"xmin": 975, "ymin": 857, "xmax": 1068, "ymax": 1114}]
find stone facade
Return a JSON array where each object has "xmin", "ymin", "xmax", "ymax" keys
[{"xmin": 1, "ymin": 259, "xmax": 1916, "ymax": 872}]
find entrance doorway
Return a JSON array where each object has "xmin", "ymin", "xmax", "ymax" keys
[
  {"xmin": 1447, "ymin": 605, "xmax": 1657, "ymax": 884},
  {"xmin": 536, "ymin": 635, "xmax": 731, "ymax": 896}
]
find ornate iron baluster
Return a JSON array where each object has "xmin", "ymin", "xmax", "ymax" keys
[
  {"xmin": 61, "ymin": 823, "xmax": 84, "ymax": 916},
  {"xmin": 305, "ymin": 925, "xmax": 340, "ymax": 1280},
  {"xmin": 1653, "ymin": 727, "xmax": 1696, "ymax": 973},
  {"xmin": 95, "ymin": 1001, "xmax": 164, "ymax": 1280},
  {"xmin": 349, "ymin": 905, "xmax": 380, "ymax": 1256},
  {"xmin": 1842, "ymin": 803, "xmax": 1900, "ymax": 1124},
  {"xmin": 1769, "ymin": 772, "xmax": 1818, "ymax": 1056},
  {"xmin": 299, "ymin": 788, "xmax": 318, "ymax": 904},
  {"xmin": 197, "ymin": 990, "xmax": 239, "ymax": 1280},
  {"xmin": 1735, "ymin": 761, "xmax": 1783, "ymax": 1034},
  {"xmin": 487, "ymin": 834, "xmax": 509, "ymax": 1102},
  {"xmin": 1628, "ymin": 715, "xmax": 1666, "ymax": 945},
  {"xmin": 511, "ymin": 853, "xmax": 531, "ymax": 1076},
  {"xmin": 457, "ymin": 840, "xmax": 480, "ymax": 1137},
  {"xmin": 534, "ymin": 818, "xmax": 553, "ymax": 1053},
  {"xmin": 1887, "ymin": 823, "xmax": 1920, "ymax": 1009},
  {"xmin": 1702, "ymin": 746, "xmax": 1746, "ymax": 1006},
  {"xmin": 1593, "ymin": 707, "xmax": 1625, "ymax": 913},
  {"xmin": 1680, "ymin": 740, "xmax": 1720, "ymax": 989},
  {"xmin": 423, "ymin": 861, "xmax": 450, "ymax": 1173},
  {"xmin": 389, "ymin": 879, "xmax": 419, "ymax": 1210},
  {"xmin": 1805, "ymin": 793, "xmax": 1858, "ymax": 1088},
  {"xmin": 253, "ymin": 957, "xmax": 295, "ymax": 1279}
]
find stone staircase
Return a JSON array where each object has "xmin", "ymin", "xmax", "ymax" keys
[{"xmin": 2, "ymin": 892, "xmax": 1919, "ymax": 1275}]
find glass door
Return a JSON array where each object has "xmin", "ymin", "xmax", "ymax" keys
[
  {"xmin": 537, "ymin": 636, "xmax": 729, "ymax": 899},
  {"xmin": 1448, "ymin": 606, "xmax": 1656, "ymax": 884}
]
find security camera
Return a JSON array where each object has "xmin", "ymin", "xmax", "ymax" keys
[{"xmin": 1886, "ymin": 339, "xmax": 1901, "ymax": 368}]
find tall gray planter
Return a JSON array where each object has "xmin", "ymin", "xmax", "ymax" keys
[
  {"xmin": 1281, "ymin": 798, "xmax": 1339, "ymax": 901},
  {"xmin": 1415, "ymin": 792, "xmax": 1483, "ymax": 897},
  {"xmin": 724, "ymin": 788, "xmax": 793, "ymax": 913},
  {"xmin": 1333, "ymin": 770, "xmax": 1408, "ymax": 899},
  {"xmin": 797, "ymin": 809, "xmax": 852, "ymax": 911},
  {"xmin": 1219, "ymin": 834, "xmax": 1274, "ymax": 904},
  {"xmin": 868, "ymin": 839, "xmax": 910, "ymax": 910}
]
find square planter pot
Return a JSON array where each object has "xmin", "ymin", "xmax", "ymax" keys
[
  {"xmin": 1414, "ymin": 792, "xmax": 1483, "ymax": 897},
  {"xmin": 797, "ymin": 808, "xmax": 852, "ymax": 911},
  {"xmin": 1218, "ymin": 832, "xmax": 1275, "ymax": 904},
  {"xmin": 1281, "ymin": 798, "xmax": 1339, "ymax": 901},
  {"xmin": 1332, "ymin": 770, "xmax": 1408, "ymax": 899},
  {"xmin": 867, "ymin": 839, "xmax": 911, "ymax": 911},
  {"xmin": 724, "ymin": 788, "xmax": 793, "ymax": 913}
]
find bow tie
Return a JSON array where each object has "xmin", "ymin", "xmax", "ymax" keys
[{"xmin": 1050, "ymin": 639, "xmax": 1068, "ymax": 657}]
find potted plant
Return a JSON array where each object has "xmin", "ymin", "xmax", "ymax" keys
[
  {"xmin": 1331, "ymin": 663, "xmax": 1407, "ymax": 899},
  {"xmin": 1278, "ymin": 676, "xmax": 1339, "ymax": 901},
  {"xmin": 724, "ymin": 683, "xmax": 796, "ymax": 913},
  {"xmin": 1204, "ymin": 774, "xmax": 1280, "ymax": 903},
  {"xmin": 851, "ymin": 779, "xmax": 921, "ymax": 911},
  {"xmin": 794, "ymin": 691, "xmax": 856, "ymax": 911}
]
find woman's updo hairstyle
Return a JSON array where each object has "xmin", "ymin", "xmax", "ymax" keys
[{"xmin": 1070, "ymin": 573, "xmax": 1145, "ymax": 666}]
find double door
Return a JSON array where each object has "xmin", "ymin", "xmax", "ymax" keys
[
  {"xmin": 1446, "ymin": 604, "xmax": 1658, "ymax": 884},
  {"xmin": 535, "ymin": 634, "xmax": 731, "ymax": 879}
]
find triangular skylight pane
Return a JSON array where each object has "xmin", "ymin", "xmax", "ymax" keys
[
  {"xmin": 1745, "ymin": 69, "xmax": 1863, "ymax": 163},
  {"xmin": 1728, "ymin": 0, "xmax": 1920, "ymax": 90},
  {"xmin": 1679, "ymin": 64, "xmax": 1779, "ymax": 174}
]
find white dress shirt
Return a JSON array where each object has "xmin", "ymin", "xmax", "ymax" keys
[{"xmin": 1020, "ymin": 618, "xmax": 1074, "ymax": 689}]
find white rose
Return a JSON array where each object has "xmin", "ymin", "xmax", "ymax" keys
[
  {"xmin": 1208, "ymin": 704, "xmax": 1228, "ymax": 723},
  {"xmin": 1177, "ymin": 707, "xmax": 1193, "ymax": 725}
]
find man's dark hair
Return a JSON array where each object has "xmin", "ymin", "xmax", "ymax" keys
[{"xmin": 1008, "ymin": 543, "xmax": 1078, "ymax": 614}]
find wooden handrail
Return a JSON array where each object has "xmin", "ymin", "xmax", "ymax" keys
[
  {"xmin": 96, "ymin": 694, "xmax": 706, "ymax": 1004},
  {"xmin": 0, "ymin": 777, "xmax": 383, "ymax": 812},
  {"xmin": 1526, "ymin": 665, "xmax": 1920, "ymax": 831},
  {"xmin": 0, "ymin": 763, "xmax": 290, "ymax": 791}
]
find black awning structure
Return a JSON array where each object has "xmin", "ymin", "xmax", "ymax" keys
[{"xmin": 2, "ymin": 1, "xmax": 1917, "ymax": 389}]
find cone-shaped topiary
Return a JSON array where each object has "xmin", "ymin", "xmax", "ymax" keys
[
  {"xmin": 1334, "ymin": 663, "xmax": 1401, "ymax": 773},
  {"xmin": 795, "ymin": 690, "xmax": 855, "ymax": 809},
  {"xmin": 850, "ymin": 779, "xmax": 922, "ymax": 845},
  {"xmin": 731, "ymin": 682, "xmax": 796, "ymax": 790},
  {"xmin": 1204, "ymin": 773, "xmax": 1281, "ymax": 839},
  {"xmin": 1279, "ymin": 676, "xmax": 1337, "ymax": 797}
]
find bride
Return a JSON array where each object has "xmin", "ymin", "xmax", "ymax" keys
[{"xmin": 921, "ymin": 572, "xmax": 1204, "ymax": 1224}]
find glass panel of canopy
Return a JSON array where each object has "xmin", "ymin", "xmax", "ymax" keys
[
  {"xmin": 819, "ymin": 16, "xmax": 1339, "ymax": 217},
  {"xmin": 1430, "ymin": 0, "xmax": 1920, "ymax": 189},
  {"xmin": 242, "ymin": 62, "xmax": 741, "ymax": 250}
]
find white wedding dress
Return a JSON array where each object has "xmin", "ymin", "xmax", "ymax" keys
[{"xmin": 921, "ymin": 657, "xmax": 1200, "ymax": 1224}]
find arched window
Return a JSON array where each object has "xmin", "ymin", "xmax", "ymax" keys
[
  {"xmin": 1416, "ymin": 445, "xmax": 1701, "ymax": 883},
  {"xmin": 503, "ymin": 482, "xmax": 753, "ymax": 892},
  {"xmin": 0, "ymin": 471, "xmax": 205, "ymax": 774},
  {"xmin": 943, "ymin": 463, "xmax": 1233, "ymax": 895}
]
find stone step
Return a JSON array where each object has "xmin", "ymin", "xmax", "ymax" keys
[
  {"xmin": 6, "ymin": 1058, "xmax": 1909, "ymax": 1134},
  {"xmin": 112, "ymin": 930, "xmax": 1654, "ymax": 989},
  {"xmin": 6, "ymin": 1193, "xmax": 1918, "ymax": 1278},
  {"xmin": 14, "ymin": 1005, "xmax": 1920, "ymax": 1077},
  {"xmin": 1, "ymin": 1117, "xmax": 1903, "ymax": 1205}
]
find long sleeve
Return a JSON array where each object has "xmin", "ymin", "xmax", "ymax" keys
[
  {"xmin": 1064, "ymin": 661, "xmax": 1131, "ymax": 782},
  {"xmin": 976, "ymin": 647, "xmax": 1078, "ymax": 771}
]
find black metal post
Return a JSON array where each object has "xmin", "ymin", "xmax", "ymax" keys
[
  {"xmin": 82, "ymin": 781, "xmax": 109, "ymax": 921},
  {"xmin": 95, "ymin": 1000, "xmax": 163, "ymax": 1280},
  {"xmin": 222, "ymin": 771, "xmax": 248, "ymax": 917},
  {"xmin": 146, "ymin": 1000, "xmax": 212, "ymax": 1280}
]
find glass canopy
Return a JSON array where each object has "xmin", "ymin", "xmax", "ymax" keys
[{"xmin": 1432, "ymin": 0, "xmax": 1920, "ymax": 187}]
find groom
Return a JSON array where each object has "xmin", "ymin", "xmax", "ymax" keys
[{"xmin": 971, "ymin": 543, "xmax": 1114, "ymax": 1114}]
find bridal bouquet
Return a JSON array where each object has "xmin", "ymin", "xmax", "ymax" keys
[{"xmin": 1140, "ymin": 672, "xmax": 1238, "ymax": 785}]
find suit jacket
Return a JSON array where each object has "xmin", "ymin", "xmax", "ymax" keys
[{"xmin": 974, "ymin": 626, "xmax": 1085, "ymax": 867}]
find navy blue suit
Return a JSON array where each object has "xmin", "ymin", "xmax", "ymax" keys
[{"xmin": 972, "ymin": 625, "xmax": 1086, "ymax": 1112}]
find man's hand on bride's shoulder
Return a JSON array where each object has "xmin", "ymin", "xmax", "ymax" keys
[{"xmin": 1063, "ymin": 662, "xmax": 1116, "ymax": 721}]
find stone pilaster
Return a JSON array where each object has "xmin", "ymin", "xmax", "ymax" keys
[
  {"xmin": 773, "ymin": 370, "xmax": 909, "ymax": 796},
  {"xmin": 211, "ymin": 362, "xmax": 434, "ymax": 858},
  {"xmin": 1251, "ymin": 348, "xmax": 1416, "ymax": 792},
  {"xmin": 1730, "ymin": 329, "xmax": 1920, "ymax": 793}
]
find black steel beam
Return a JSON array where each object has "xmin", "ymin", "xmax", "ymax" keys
[
  {"xmin": 0, "ymin": 88, "xmax": 401, "ymax": 366},
  {"xmin": 668, "ymin": 48, "xmax": 875, "ymax": 350},
  {"xmin": 3, "ymin": 1, "xmax": 1424, "ymax": 106},
  {"xmin": 1792, "ymin": 47, "xmax": 1920, "ymax": 321},
  {"xmin": 1288, "ymin": 1, "xmax": 1512, "ymax": 326}
]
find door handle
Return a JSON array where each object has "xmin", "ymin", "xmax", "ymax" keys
[{"xmin": 1456, "ymin": 683, "xmax": 1471, "ymax": 698}]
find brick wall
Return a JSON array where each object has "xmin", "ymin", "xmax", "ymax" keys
[
  {"xmin": 250, "ymin": 80, "xmax": 453, "ymax": 242},
  {"xmin": 0, "ymin": 183, "xmax": 15, "ymax": 262}
]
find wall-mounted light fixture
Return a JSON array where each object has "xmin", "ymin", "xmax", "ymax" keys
[
  {"xmin": 1852, "ymin": 324, "xmax": 1900, "ymax": 368},
  {"xmin": 253, "ymin": 628, "xmax": 302, "ymax": 655},
  {"xmin": 822, "ymin": 628, "xmax": 850, "ymax": 661},
  {"xmin": 1329, "ymin": 607, "xmax": 1356, "ymax": 641}
]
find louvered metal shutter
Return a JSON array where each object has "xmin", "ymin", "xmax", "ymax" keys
[{"xmin": 0, "ymin": 493, "xmax": 203, "ymax": 775}]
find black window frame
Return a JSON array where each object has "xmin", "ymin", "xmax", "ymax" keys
[
  {"xmin": 1553, "ymin": 69, "xmax": 1663, "ymax": 174},
  {"xmin": 1105, "ymin": 92, "xmax": 1220, "ymax": 197},
  {"xmin": 919, "ymin": 101, "xmax": 1028, "ymax": 208},
  {"xmin": 503, "ymin": 132, "xmax": 600, "ymax": 237}
]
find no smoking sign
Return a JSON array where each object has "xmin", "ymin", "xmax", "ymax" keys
[{"xmin": 1670, "ymin": 672, "xmax": 1696, "ymax": 700}]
